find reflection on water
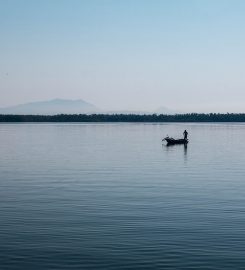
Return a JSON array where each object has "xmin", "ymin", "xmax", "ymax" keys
[
  {"xmin": 1, "ymin": 123, "xmax": 245, "ymax": 269},
  {"xmin": 163, "ymin": 141, "xmax": 188, "ymax": 158},
  {"xmin": 184, "ymin": 143, "xmax": 188, "ymax": 156}
]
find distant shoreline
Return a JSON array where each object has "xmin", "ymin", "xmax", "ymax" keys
[{"xmin": 1, "ymin": 113, "xmax": 245, "ymax": 122}]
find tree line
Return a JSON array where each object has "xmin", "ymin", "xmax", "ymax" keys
[{"xmin": 1, "ymin": 113, "xmax": 245, "ymax": 122}]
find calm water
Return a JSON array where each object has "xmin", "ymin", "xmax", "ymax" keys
[{"xmin": 1, "ymin": 123, "xmax": 245, "ymax": 269}]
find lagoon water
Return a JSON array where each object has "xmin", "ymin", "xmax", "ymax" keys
[{"xmin": 1, "ymin": 123, "xmax": 245, "ymax": 269}]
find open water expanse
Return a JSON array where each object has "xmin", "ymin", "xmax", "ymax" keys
[{"xmin": 1, "ymin": 123, "xmax": 245, "ymax": 269}]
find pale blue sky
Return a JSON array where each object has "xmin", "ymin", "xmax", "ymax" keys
[{"xmin": 1, "ymin": 0, "xmax": 245, "ymax": 112}]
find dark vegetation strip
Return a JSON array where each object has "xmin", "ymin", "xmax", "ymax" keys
[{"xmin": 1, "ymin": 113, "xmax": 245, "ymax": 122}]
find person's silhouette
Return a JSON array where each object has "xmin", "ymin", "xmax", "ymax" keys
[{"xmin": 183, "ymin": 130, "xmax": 188, "ymax": 140}]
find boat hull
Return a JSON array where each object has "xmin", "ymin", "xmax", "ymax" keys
[{"xmin": 164, "ymin": 138, "xmax": 188, "ymax": 145}]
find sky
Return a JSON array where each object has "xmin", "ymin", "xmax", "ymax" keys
[{"xmin": 1, "ymin": 0, "xmax": 245, "ymax": 112}]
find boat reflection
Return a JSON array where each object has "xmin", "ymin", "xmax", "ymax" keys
[{"xmin": 163, "ymin": 141, "xmax": 188, "ymax": 156}]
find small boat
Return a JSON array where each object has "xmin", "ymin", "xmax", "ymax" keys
[{"xmin": 163, "ymin": 136, "xmax": 188, "ymax": 145}]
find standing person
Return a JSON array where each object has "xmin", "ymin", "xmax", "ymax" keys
[{"xmin": 183, "ymin": 130, "xmax": 188, "ymax": 140}]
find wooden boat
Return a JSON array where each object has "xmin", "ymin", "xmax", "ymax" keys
[{"xmin": 163, "ymin": 137, "xmax": 188, "ymax": 145}]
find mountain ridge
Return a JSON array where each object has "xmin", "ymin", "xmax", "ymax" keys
[
  {"xmin": 0, "ymin": 99, "xmax": 179, "ymax": 115},
  {"xmin": 0, "ymin": 99, "xmax": 100, "ymax": 115}
]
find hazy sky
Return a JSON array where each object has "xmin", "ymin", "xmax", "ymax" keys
[{"xmin": 1, "ymin": 0, "xmax": 245, "ymax": 112}]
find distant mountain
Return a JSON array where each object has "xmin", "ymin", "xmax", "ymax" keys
[
  {"xmin": 0, "ymin": 99, "xmax": 100, "ymax": 115},
  {"xmin": 0, "ymin": 99, "xmax": 181, "ymax": 115}
]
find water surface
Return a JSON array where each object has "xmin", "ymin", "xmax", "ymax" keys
[{"xmin": 0, "ymin": 123, "xmax": 245, "ymax": 269}]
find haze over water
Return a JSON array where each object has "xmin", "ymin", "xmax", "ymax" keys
[{"xmin": 1, "ymin": 123, "xmax": 245, "ymax": 269}]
